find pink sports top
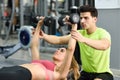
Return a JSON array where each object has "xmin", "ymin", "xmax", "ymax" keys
[{"xmin": 32, "ymin": 60, "xmax": 55, "ymax": 80}]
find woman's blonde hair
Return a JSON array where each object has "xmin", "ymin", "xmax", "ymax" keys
[{"xmin": 69, "ymin": 56, "xmax": 80, "ymax": 80}]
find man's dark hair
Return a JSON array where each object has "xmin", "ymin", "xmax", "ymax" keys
[{"xmin": 78, "ymin": 5, "xmax": 98, "ymax": 17}]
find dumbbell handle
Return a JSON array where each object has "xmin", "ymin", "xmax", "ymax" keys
[
  {"xmin": 35, "ymin": 16, "xmax": 54, "ymax": 27},
  {"xmin": 36, "ymin": 16, "xmax": 42, "ymax": 21}
]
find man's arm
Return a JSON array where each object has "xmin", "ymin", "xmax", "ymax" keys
[
  {"xmin": 72, "ymin": 31, "xmax": 111, "ymax": 50},
  {"xmin": 83, "ymin": 38, "xmax": 111, "ymax": 50}
]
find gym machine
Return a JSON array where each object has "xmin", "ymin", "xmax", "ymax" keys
[
  {"xmin": 0, "ymin": 25, "xmax": 33, "ymax": 58},
  {"xmin": 0, "ymin": 14, "xmax": 57, "ymax": 58}
]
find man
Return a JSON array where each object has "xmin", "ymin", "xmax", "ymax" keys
[{"xmin": 40, "ymin": 5, "xmax": 113, "ymax": 80}]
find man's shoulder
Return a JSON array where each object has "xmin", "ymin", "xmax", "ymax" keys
[{"xmin": 97, "ymin": 27, "xmax": 109, "ymax": 33}]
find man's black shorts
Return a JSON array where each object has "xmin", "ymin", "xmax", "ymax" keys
[{"xmin": 79, "ymin": 71, "xmax": 114, "ymax": 80}]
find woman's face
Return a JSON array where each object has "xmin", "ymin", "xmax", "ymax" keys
[{"xmin": 52, "ymin": 48, "xmax": 66, "ymax": 64}]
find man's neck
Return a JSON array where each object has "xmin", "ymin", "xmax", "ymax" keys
[{"xmin": 87, "ymin": 25, "xmax": 97, "ymax": 34}]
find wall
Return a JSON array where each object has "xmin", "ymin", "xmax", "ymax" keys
[{"xmin": 97, "ymin": 9, "xmax": 120, "ymax": 69}]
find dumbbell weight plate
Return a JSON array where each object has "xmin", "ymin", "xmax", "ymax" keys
[
  {"xmin": 44, "ymin": 17, "xmax": 51, "ymax": 27},
  {"xmin": 58, "ymin": 16, "xmax": 66, "ymax": 26},
  {"xmin": 69, "ymin": 13, "xmax": 80, "ymax": 24}
]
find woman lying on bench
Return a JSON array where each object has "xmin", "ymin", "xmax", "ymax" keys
[{"xmin": 0, "ymin": 17, "xmax": 80, "ymax": 80}]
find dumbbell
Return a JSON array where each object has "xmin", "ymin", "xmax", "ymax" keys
[
  {"xmin": 70, "ymin": 6, "xmax": 80, "ymax": 24},
  {"xmin": 18, "ymin": 26, "xmax": 33, "ymax": 49},
  {"xmin": 58, "ymin": 14, "xmax": 80, "ymax": 26},
  {"xmin": 58, "ymin": 6, "xmax": 80, "ymax": 26},
  {"xmin": 31, "ymin": 16, "xmax": 54, "ymax": 27}
]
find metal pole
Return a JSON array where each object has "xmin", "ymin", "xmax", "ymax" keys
[
  {"xmin": 20, "ymin": 0, "xmax": 24, "ymax": 27},
  {"xmin": 80, "ymin": 0, "xmax": 84, "ymax": 6},
  {"xmin": 44, "ymin": 0, "xmax": 47, "ymax": 16},
  {"xmin": 71, "ymin": 0, "xmax": 75, "ymax": 6},
  {"xmin": 5, "ymin": 0, "xmax": 15, "ymax": 42},
  {"xmin": 65, "ymin": 0, "xmax": 68, "ymax": 11}
]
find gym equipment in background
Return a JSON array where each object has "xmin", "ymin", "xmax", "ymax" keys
[{"xmin": 0, "ymin": 26, "xmax": 33, "ymax": 58}]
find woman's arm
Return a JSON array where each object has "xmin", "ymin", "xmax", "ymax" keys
[
  {"xmin": 54, "ymin": 24, "xmax": 77, "ymax": 79},
  {"xmin": 41, "ymin": 31, "xmax": 70, "ymax": 45},
  {"xmin": 31, "ymin": 18, "xmax": 44, "ymax": 60}
]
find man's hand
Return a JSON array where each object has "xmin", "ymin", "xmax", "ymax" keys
[{"xmin": 71, "ymin": 30, "xmax": 85, "ymax": 43}]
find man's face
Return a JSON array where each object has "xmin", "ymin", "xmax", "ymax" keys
[{"xmin": 80, "ymin": 12, "xmax": 97, "ymax": 30}]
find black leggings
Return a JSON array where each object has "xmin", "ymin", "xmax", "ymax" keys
[
  {"xmin": 0, "ymin": 66, "xmax": 32, "ymax": 80},
  {"xmin": 79, "ymin": 71, "xmax": 114, "ymax": 80}
]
